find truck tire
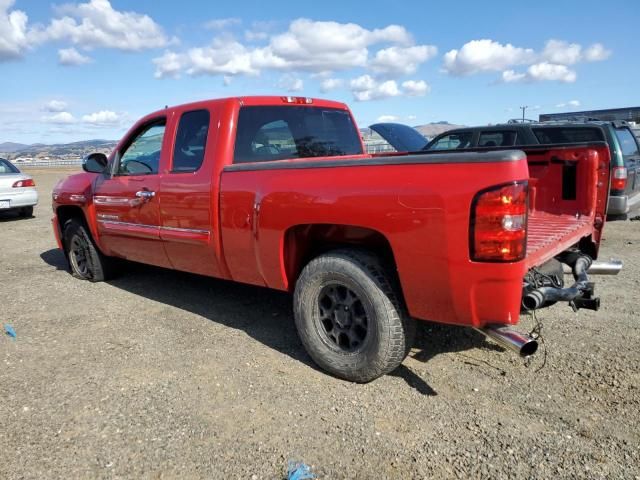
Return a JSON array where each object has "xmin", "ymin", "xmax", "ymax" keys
[
  {"xmin": 62, "ymin": 218, "xmax": 117, "ymax": 282},
  {"xmin": 293, "ymin": 249, "xmax": 415, "ymax": 383}
]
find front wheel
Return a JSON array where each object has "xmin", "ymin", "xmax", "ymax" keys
[
  {"xmin": 293, "ymin": 249, "xmax": 415, "ymax": 383},
  {"xmin": 63, "ymin": 219, "xmax": 117, "ymax": 282}
]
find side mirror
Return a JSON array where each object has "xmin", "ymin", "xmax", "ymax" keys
[{"xmin": 83, "ymin": 152, "xmax": 108, "ymax": 174}]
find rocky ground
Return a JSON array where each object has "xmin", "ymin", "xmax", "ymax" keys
[{"xmin": 1, "ymin": 169, "xmax": 639, "ymax": 479}]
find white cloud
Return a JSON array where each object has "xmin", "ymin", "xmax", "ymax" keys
[
  {"xmin": 377, "ymin": 115, "xmax": 399, "ymax": 122},
  {"xmin": 556, "ymin": 100, "xmax": 581, "ymax": 108},
  {"xmin": 527, "ymin": 62, "xmax": 576, "ymax": 82},
  {"xmin": 58, "ymin": 47, "xmax": 92, "ymax": 65},
  {"xmin": 319, "ymin": 78, "xmax": 344, "ymax": 93},
  {"xmin": 446, "ymin": 38, "xmax": 610, "ymax": 83},
  {"xmin": 443, "ymin": 39, "xmax": 535, "ymax": 75},
  {"xmin": 350, "ymin": 75, "xmax": 400, "ymax": 101},
  {"xmin": 38, "ymin": 0, "xmax": 169, "ymax": 51},
  {"xmin": 501, "ymin": 70, "xmax": 526, "ymax": 83},
  {"xmin": 82, "ymin": 110, "xmax": 121, "ymax": 125},
  {"xmin": 370, "ymin": 45, "xmax": 437, "ymax": 75},
  {"xmin": 43, "ymin": 100, "xmax": 68, "ymax": 112},
  {"xmin": 154, "ymin": 18, "xmax": 427, "ymax": 79},
  {"xmin": 204, "ymin": 18, "xmax": 241, "ymax": 30},
  {"xmin": 407, "ymin": 114, "xmax": 417, "ymax": 121},
  {"xmin": 154, "ymin": 39, "xmax": 258, "ymax": 78},
  {"xmin": 278, "ymin": 74, "xmax": 304, "ymax": 92},
  {"xmin": 42, "ymin": 111, "xmax": 76, "ymax": 124},
  {"xmin": 402, "ymin": 79, "xmax": 430, "ymax": 96},
  {"xmin": 153, "ymin": 51, "xmax": 183, "ymax": 79},
  {"xmin": 584, "ymin": 43, "xmax": 611, "ymax": 62},
  {"xmin": 502, "ymin": 62, "xmax": 576, "ymax": 83},
  {"xmin": 0, "ymin": 0, "xmax": 32, "ymax": 61},
  {"xmin": 542, "ymin": 39, "xmax": 582, "ymax": 65}
]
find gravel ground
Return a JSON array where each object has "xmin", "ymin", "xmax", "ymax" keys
[{"xmin": 1, "ymin": 169, "xmax": 639, "ymax": 479}]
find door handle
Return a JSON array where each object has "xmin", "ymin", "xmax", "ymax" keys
[{"xmin": 134, "ymin": 190, "xmax": 156, "ymax": 204}]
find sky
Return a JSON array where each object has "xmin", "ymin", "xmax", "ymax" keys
[{"xmin": 0, "ymin": 0, "xmax": 638, "ymax": 144}]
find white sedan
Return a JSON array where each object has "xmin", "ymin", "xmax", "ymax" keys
[{"xmin": 0, "ymin": 158, "xmax": 38, "ymax": 217}]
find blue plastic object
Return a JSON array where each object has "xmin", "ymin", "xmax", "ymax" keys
[
  {"xmin": 4, "ymin": 324, "xmax": 16, "ymax": 339},
  {"xmin": 287, "ymin": 460, "xmax": 316, "ymax": 480}
]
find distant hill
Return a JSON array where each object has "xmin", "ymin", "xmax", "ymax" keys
[
  {"xmin": 414, "ymin": 122, "xmax": 465, "ymax": 139},
  {"xmin": 0, "ymin": 142, "xmax": 31, "ymax": 153},
  {"xmin": 1, "ymin": 139, "xmax": 118, "ymax": 159}
]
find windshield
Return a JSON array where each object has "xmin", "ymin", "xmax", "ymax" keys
[
  {"xmin": 0, "ymin": 158, "xmax": 20, "ymax": 174},
  {"xmin": 614, "ymin": 128, "xmax": 640, "ymax": 156},
  {"xmin": 234, "ymin": 106, "xmax": 363, "ymax": 164}
]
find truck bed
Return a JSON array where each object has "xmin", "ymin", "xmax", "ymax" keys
[{"xmin": 526, "ymin": 212, "xmax": 593, "ymax": 268}]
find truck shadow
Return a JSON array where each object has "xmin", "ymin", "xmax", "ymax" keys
[{"xmin": 40, "ymin": 248, "xmax": 502, "ymax": 395}]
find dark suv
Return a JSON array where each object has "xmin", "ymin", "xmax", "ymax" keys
[{"xmin": 424, "ymin": 121, "xmax": 640, "ymax": 216}]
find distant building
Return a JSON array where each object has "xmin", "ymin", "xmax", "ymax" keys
[{"xmin": 539, "ymin": 106, "xmax": 640, "ymax": 123}]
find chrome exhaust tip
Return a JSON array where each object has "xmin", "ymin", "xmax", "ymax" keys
[
  {"xmin": 562, "ymin": 259, "xmax": 623, "ymax": 275},
  {"xmin": 475, "ymin": 325, "xmax": 538, "ymax": 357}
]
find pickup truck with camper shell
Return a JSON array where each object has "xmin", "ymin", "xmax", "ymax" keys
[{"xmin": 51, "ymin": 96, "xmax": 621, "ymax": 382}]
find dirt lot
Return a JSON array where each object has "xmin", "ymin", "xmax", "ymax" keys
[{"xmin": 1, "ymin": 169, "xmax": 639, "ymax": 479}]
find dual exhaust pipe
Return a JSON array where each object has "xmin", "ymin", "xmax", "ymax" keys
[
  {"xmin": 474, "ymin": 325, "xmax": 538, "ymax": 357},
  {"xmin": 476, "ymin": 259, "xmax": 622, "ymax": 359}
]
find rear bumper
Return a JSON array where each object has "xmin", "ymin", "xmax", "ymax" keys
[
  {"xmin": 0, "ymin": 189, "xmax": 39, "ymax": 209},
  {"xmin": 608, "ymin": 191, "xmax": 640, "ymax": 215}
]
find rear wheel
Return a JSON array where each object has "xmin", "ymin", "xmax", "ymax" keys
[
  {"xmin": 293, "ymin": 249, "xmax": 415, "ymax": 383},
  {"xmin": 63, "ymin": 219, "xmax": 117, "ymax": 282}
]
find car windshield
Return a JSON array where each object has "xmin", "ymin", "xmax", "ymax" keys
[
  {"xmin": 614, "ymin": 128, "xmax": 640, "ymax": 156},
  {"xmin": 234, "ymin": 106, "xmax": 363, "ymax": 164},
  {"xmin": 0, "ymin": 159, "xmax": 20, "ymax": 174},
  {"xmin": 531, "ymin": 127, "xmax": 604, "ymax": 144}
]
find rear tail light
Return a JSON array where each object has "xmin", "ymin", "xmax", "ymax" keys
[
  {"xmin": 12, "ymin": 179, "xmax": 35, "ymax": 188},
  {"xmin": 470, "ymin": 181, "xmax": 528, "ymax": 262},
  {"xmin": 611, "ymin": 166, "xmax": 627, "ymax": 191}
]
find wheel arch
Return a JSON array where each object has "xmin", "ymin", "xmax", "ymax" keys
[{"xmin": 282, "ymin": 224, "xmax": 402, "ymax": 296}]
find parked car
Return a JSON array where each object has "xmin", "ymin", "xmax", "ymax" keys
[
  {"xmin": 52, "ymin": 96, "xmax": 617, "ymax": 382},
  {"xmin": 424, "ymin": 121, "xmax": 640, "ymax": 216},
  {"xmin": 0, "ymin": 158, "xmax": 38, "ymax": 217}
]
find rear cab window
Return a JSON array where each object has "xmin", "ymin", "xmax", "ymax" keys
[
  {"xmin": 478, "ymin": 131, "xmax": 517, "ymax": 147},
  {"xmin": 234, "ymin": 106, "xmax": 363, "ymax": 164}
]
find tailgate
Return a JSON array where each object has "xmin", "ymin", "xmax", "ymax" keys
[{"xmin": 522, "ymin": 142, "xmax": 611, "ymax": 267}]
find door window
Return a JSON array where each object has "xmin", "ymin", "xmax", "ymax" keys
[
  {"xmin": 172, "ymin": 110, "xmax": 210, "ymax": 172},
  {"xmin": 427, "ymin": 132, "xmax": 473, "ymax": 150},
  {"xmin": 478, "ymin": 131, "xmax": 517, "ymax": 147},
  {"xmin": 117, "ymin": 121, "xmax": 166, "ymax": 175}
]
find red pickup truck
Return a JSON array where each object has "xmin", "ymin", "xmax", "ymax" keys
[{"xmin": 52, "ymin": 96, "xmax": 618, "ymax": 382}]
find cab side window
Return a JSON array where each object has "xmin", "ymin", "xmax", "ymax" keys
[
  {"xmin": 118, "ymin": 121, "xmax": 166, "ymax": 176},
  {"xmin": 172, "ymin": 110, "xmax": 210, "ymax": 172},
  {"xmin": 428, "ymin": 132, "xmax": 473, "ymax": 150},
  {"xmin": 478, "ymin": 131, "xmax": 517, "ymax": 147}
]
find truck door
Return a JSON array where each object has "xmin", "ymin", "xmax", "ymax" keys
[
  {"xmin": 93, "ymin": 118, "xmax": 171, "ymax": 268},
  {"xmin": 158, "ymin": 107, "xmax": 225, "ymax": 277}
]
